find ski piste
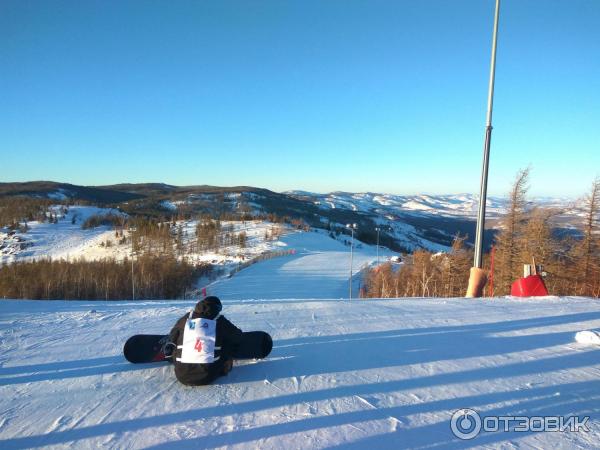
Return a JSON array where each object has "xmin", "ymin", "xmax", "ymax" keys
[{"xmin": 124, "ymin": 331, "xmax": 273, "ymax": 364}]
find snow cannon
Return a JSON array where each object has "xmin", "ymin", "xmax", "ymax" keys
[{"xmin": 511, "ymin": 262, "xmax": 548, "ymax": 297}]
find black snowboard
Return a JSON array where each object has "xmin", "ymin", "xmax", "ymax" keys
[
  {"xmin": 123, "ymin": 334, "xmax": 172, "ymax": 364},
  {"xmin": 231, "ymin": 331, "xmax": 273, "ymax": 359},
  {"xmin": 123, "ymin": 331, "xmax": 273, "ymax": 364}
]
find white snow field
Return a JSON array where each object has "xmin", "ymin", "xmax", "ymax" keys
[
  {"xmin": 0, "ymin": 206, "xmax": 128, "ymax": 264},
  {"xmin": 1, "ymin": 230, "xmax": 599, "ymax": 449},
  {"xmin": 0, "ymin": 297, "xmax": 599, "ymax": 449},
  {"xmin": 209, "ymin": 230, "xmax": 395, "ymax": 300},
  {"xmin": 0, "ymin": 206, "xmax": 294, "ymax": 267}
]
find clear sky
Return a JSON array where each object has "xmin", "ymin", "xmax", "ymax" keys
[{"xmin": 1, "ymin": 0, "xmax": 598, "ymax": 197}]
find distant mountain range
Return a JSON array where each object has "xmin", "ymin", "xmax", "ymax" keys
[
  {"xmin": 286, "ymin": 191, "xmax": 507, "ymax": 218},
  {"xmin": 0, "ymin": 181, "xmax": 582, "ymax": 253}
]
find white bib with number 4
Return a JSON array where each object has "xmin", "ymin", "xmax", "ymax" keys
[{"xmin": 177, "ymin": 311, "xmax": 219, "ymax": 364}]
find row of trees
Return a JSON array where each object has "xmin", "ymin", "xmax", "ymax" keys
[
  {"xmin": 193, "ymin": 219, "xmax": 249, "ymax": 252},
  {"xmin": 129, "ymin": 218, "xmax": 175, "ymax": 256},
  {"xmin": 0, "ymin": 197, "xmax": 53, "ymax": 228},
  {"xmin": 364, "ymin": 236, "xmax": 472, "ymax": 298},
  {"xmin": 0, "ymin": 213, "xmax": 270, "ymax": 299},
  {"xmin": 0, "ymin": 256, "xmax": 210, "ymax": 300},
  {"xmin": 195, "ymin": 218, "xmax": 222, "ymax": 251},
  {"xmin": 491, "ymin": 170, "xmax": 599, "ymax": 296},
  {"xmin": 84, "ymin": 216, "xmax": 254, "ymax": 256},
  {"xmin": 364, "ymin": 172, "xmax": 599, "ymax": 298},
  {"xmin": 82, "ymin": 213, "xmax": 125, "ymax": 229}
]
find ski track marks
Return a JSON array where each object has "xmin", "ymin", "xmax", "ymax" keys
[{"xmin": 1, "ymin": 297, "xmax": 600, "ymax": 448}]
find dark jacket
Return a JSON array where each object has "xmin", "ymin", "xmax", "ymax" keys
[{"xmin": 169, "ymin": 297, "xmax": 243, "ymax": 386}]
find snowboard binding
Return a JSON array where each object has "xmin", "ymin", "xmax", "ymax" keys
[{"xmin": 162, "ymin": 341, "xmax": 176, "ymax": 359}]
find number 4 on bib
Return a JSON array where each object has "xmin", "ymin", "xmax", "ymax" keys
[{"xmin": 178, "ymin": 314, "xmax": 218, "ymax": 364}]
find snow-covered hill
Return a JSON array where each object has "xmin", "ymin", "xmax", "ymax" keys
[
  {"xmin": 0, "ymin": 206, "xmax": 126, "ymax": 264},
  {"xmin": 284, "ymin": 191, "xmax": 586, "ymax": 252},
  {"xmin": 286, "ymin": 190, "xmax": 577, "ymax": 220},
  {"xmin": 3, "ymin": 182, "xmax": 584, "ymax": 254},
  {"xmin": 0, "ymin": 296, "xmax": 598, "ymax": 449},
  {"xmin": 0, "ymin": 205, "xmax": 297, "ymax": 269},
  {"xmin": 209, "ymin": 229, "xmax": 396, "ymax": 299}
]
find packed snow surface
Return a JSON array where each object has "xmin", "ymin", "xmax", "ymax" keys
[
  {"xmin": 575, "ymin": 330, "xmax": 600, "ymax": 346},
  {"xmin": 1, "ymin": 227, "xmax": 598, "ymax": 448},
  {"xmin": 1, "ymin": 297, "xmax": 599, "ymax": 449},
  {"xmin": 209, "ymin": 230, "xmax": 394, "ymax": 299}
]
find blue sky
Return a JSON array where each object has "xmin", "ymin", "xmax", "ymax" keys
[{"xmin": 1, "ymin": 0, "xmax": 598, "ymax": 197}]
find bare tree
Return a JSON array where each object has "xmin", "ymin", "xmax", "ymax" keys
[
  {"xmin": 493, "ymin": 168, "xmax": 531, "ymax": 295},
  {"xmin": 570, "ymin": 177, "xmax": 600, "ymax": 296}
]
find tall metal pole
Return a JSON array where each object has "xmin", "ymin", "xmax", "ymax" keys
[
  {"xmin": 130, "ymin": 229, "xmax": 135, "ymax": 301},
  {"xmin": 350, "ymin": 227, "xmax": 354, "ymax": 299},
  {"xmin": 474, "ymin": 0, "xmax": 501, "ymax": 269},
  {"xmin": 375, "ymin": 227, "xmax": 380, "ymax": 265},
  {"xmin": 131, "ymin": 254, "xmax": 135, "ymax": 301},
  {"xmin": 347, "ymin": 223, "xmax": 357, "ymax": 299}
]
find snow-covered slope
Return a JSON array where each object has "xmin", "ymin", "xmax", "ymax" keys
[
  {"xmin": 1, "ymin": 225, "xmax": 598, "ymax": 449},
  {"xmin": 209, "ymin": 230, "xmax": 396, "ymax": 299},
  {"xmin": 1, "ymin": 297, "xmax": 599, "ymax": 449},
  {"xmin": 0, "ymin": 206, "xmax": 126, "ymax": 263},
  {"xmin": 1, "ymin": 207, "xmax": 295, "ymax": 268},
  {"xmin": 178, "ymin": 220, "xmax": 295, "ymax": 267}
]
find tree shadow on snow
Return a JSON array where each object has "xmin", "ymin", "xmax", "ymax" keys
[
  {"xmin": 5, "ymin": 354, "xmax": 598, "ymax": 449},
  {"xmin": 2, "ymin": 311, "xmax": 599, "ymax": 449},
  {"xmin": 0, "ymin": 299, "xmax": 194, "ymax": 315},
  {"xmin": 0, "ymin": 355, "xmax": 164, "ymax": 386},
  {"xmin": 323, "ymin": 379, "xmax": 600, "ymax": 450},
  {"xmin": 223, "ymin": 310, "xmax": 600, "ymax": 384},
  {"xmin": 146, "ymin": 379, "xmax": 600, "ymax": 449}
]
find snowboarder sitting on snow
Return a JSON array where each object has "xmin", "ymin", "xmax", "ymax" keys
[{"xmin": 168, "ymin": 296, "xmax": 244, "ymax": 386}]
